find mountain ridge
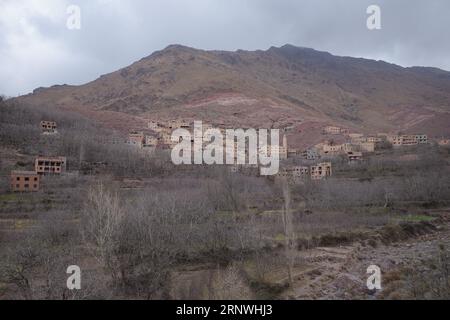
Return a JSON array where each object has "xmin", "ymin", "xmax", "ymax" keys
[{"xmin": 14, "ymin": 44, "xmax": 450, "ymax": 146}]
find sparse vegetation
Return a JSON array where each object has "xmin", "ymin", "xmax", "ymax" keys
[{"xmin": 1, "ymin": 100, "xmax": 450, "ymax": 300}]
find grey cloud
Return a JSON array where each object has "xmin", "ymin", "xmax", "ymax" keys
[{"xmin": 0, "ymin": 0, "xmax": 449, "ymax": 96}]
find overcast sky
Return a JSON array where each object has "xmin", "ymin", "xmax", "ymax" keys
[{"xmin": 1, "ymin": 0, "xmax": 449, "ymax": 96}]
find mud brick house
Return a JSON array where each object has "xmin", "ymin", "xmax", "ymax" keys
[
  {"xmin": 310, "ymin": 162, "xmax": 332, "ymax": 180},
  {"xmin": 35, "ymin": 156, "xmax": 67, "ymax": 175},
  {"xmin": 288, "ymin": 166, "xmax": 310, "ymax": 178},
  {"xmin": 388, "ymin": 135, "xmax": 404, "ymax": 147},
  {"xmin": 323, "ymin": 126, "xmax": 342, "ymax": 135},
  {"xmin": 302, "ymin": 148, "xmax": 320, "ymax": 160},
  {"xmin": 401, "ymin": 135, "xmax": 419, "ymax": 146},
  {"xmin": 40, "ymin": 120, "xmax": 57, "ymax": 133},
  {"xmin": 276, "ymin": 166, "xmax": 310, "ymax": 183},
  {"xmin": 415, "ymin": 134, "xmax": 428, "ymax": 144},
  {"xmin": 388, "ymin": 134, "xmax": 426, "ymax": 147},
  {"xmin": 277, "ymin": 166, "xmax": 309, "ymax": 178},
  {"xmin": 10, "ymin": 171, "xmax": 40, "ymax": 192}
]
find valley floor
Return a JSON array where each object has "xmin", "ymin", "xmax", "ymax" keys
[{"xmin": 281, "ymin": 208, "xmax": 450, "ymax": 299}]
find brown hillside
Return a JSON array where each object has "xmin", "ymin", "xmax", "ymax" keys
[{"xmin": 14, "ymin": 44, "xmax": 450, "ymax": 144}]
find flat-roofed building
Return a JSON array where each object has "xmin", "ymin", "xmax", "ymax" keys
[
  {"xmin": 275, "ymin": 166, "xmax": 309, "ymax": 183},
  {"xmin": 310, "ymin": 162, "xmax": 332, "ymax": 180},
  {"xmin": 415, "ymin": 134, "xmax": 428, "ymax": 144},
  {"xmin": 387, "ymin": 135, "xmax": 403, "ymax": 147},
  {"xmin": 402, "ymin": 135, "xmax": 419, "ymax": 146},
  {"xmin": 40, "ymin": 121, "xmax": 57, "ymax": 133},
  {"xmin": 10, "ymin": 171, "xmax": 40, "ymax": 192},
  {"xmin": 35, "ymin": 156, "xmax": 67, "ymax": 175},
  {"xmin": 291, "ymin": 166, "xmax": 310, "ymax": 178},
  {"xmin": 323, "ymin": 126, "xmax": 342, "ymax": 135},
  {"xmin": 388, "ymin": 135, "xmax": 421, "ymax": 147},
  {"xmin": 302, "ymin": 148, "xmax": 320, "ymax": 160}
]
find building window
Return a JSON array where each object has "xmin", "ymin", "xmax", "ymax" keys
[
  {"xmin": 24, "ymin": 184, "xmax": 29, "ymax": 188},
  {"xmin": 16, "ymin": 177, "xmax": 20, "ymax": 181}
]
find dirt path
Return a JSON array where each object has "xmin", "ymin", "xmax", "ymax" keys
[{"xmin": 281, "ymin": 210, "xmax": 450, "ymax": 299}]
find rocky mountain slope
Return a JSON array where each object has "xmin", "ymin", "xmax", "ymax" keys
[{"xmin": 14, "ymin": 44, "xmax": 450, "ymax": 144}]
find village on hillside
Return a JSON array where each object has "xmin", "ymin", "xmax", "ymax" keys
[{"xmin": 9, "ymin": 118, "xmax": 450, "ymax": 193}]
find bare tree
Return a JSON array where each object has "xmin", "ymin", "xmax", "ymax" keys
[
  {"xmin": 209, "ymin": 263, "xmax": 252, "ymax": 300},
  {"xmin": 0, "ymin": 240, "xmax": 40, "ymax": 300},
  {"xmin": 81, "ymin": 182, "xmax": 124, "ymax": 283},
  {"xmin": 281, "ymin": 179, "xmax": 295, "ymax": 286}
]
